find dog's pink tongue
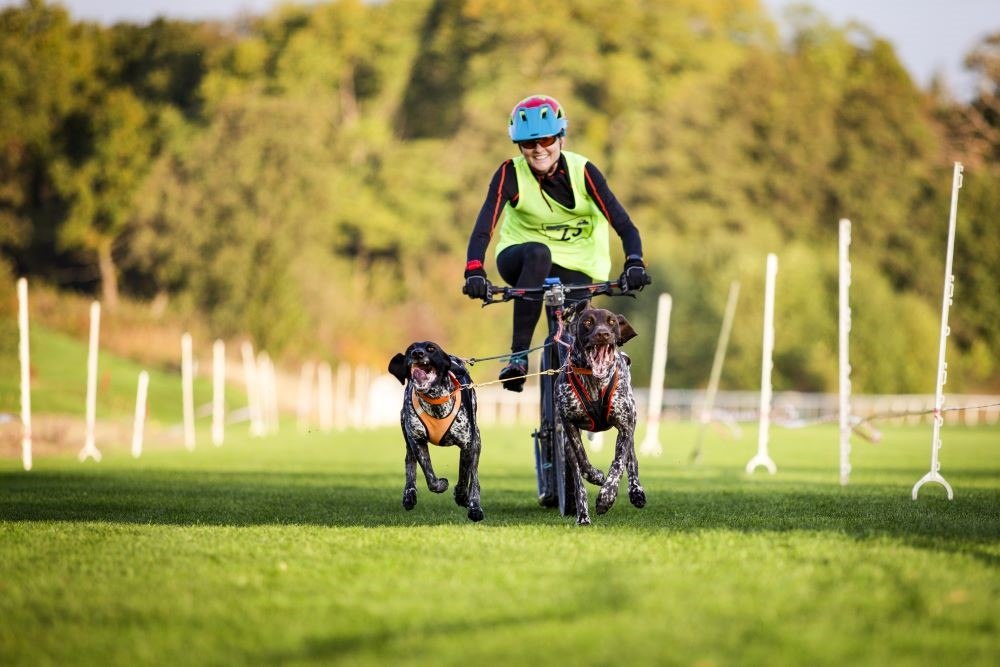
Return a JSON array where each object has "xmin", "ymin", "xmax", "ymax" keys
[
  {"xmin": 411, "ymin": 367, "xmax": 429, "ymax": 384},
  {"xmin": 591, "ymin": 346, "xmax": 613, "ymax": 376}
]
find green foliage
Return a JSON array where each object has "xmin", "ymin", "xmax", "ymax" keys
[
  {"xmin": 952, "ymin": 168, "xmax": 1000, "ymax": 370},
  {"xmin": 0, "ymin": 0, "xmax": 97, "ymax": 254},
  {"xmin": 125, "ymin": 95, "xmax": 332, "ymax": 352},
  {"xmin": 0, "ymin": 259, "xmax": 17, "ymax": 381},
  {"xmin": 2, "ymin": 0, "xmax": 998, "ymax": 390}
]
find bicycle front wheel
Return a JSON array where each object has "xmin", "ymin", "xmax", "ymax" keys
[{"xmin": 552, "ymin": 413, "xmax": 578, "ymax": 517}]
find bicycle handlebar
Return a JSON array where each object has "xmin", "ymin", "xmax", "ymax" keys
[{"xmin": 481, "ymin": 280, "xmax": 636, "ymax": 306}]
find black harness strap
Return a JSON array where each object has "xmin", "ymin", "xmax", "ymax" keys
[{"xmin": 566, "ymin": 366, "xmax": 620, "ymax": 432}]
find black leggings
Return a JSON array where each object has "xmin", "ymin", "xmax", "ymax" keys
[{"xmin": 496, "ymin": 242, "xmax": 593, "ymax": 353}]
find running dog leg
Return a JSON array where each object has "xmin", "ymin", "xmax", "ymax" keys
[{"xmin": 562, "ymin": 420, "xmax": 592, "ymax": 525}]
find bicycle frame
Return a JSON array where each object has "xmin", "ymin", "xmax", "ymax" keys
[
  {"xmin": 483, "ymin": 277, "xmax": 634, "ymax": 516},
  {"xmin": 534, "ymin": 278, "xmax": 576, "ymax": 513}
]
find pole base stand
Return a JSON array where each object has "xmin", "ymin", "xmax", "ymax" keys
[
  {"xmin": 745, "ymin": 453, "xmax": 777, "ymax": 475},
  {"xmin": 911, "ymin": 471, "xmax": 954, "ymax": 500},
  {"xmin": 78, "ymin": 444, "xmax": 103, "ymax": 463},
  {"xmin": 639, "ymin": 434, "xmax": 662, "ymax": 457}
]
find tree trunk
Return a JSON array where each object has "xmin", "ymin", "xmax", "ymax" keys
[
  {"xmin": 97, "ymin": 241, "xmax": 119, "ymax": 311},
  {"xmin": 340, "ymin": 65, "xmax": 358, "ymax": 125}
]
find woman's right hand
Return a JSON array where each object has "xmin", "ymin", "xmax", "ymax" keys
[{"xmin": 463, "ymin": 268, "xmax": 492, "ymax": 300}]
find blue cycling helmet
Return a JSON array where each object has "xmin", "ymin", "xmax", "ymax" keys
[{"xmin": 508, "ymin": 94, "xmax": 568, "ymax": 142}]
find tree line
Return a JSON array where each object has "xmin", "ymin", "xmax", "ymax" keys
[{"xmin": 2, "ymin": 0, "xmax": 998, "ymax": 393}]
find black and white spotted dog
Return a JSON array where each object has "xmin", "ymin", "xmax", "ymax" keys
[
  {"xmin": 388, "ymin": 341, "xmax": 484, "ymax": 522},
  {"xmin": 556, "ymin": 305, "xmax": 646, "ymax": 525}
]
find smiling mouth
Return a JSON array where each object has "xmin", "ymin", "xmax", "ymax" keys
[
  {"xmin": 410, "ymin": 362, "xmax": 437, "ymax": 388},
  {"xmin": 586, "ymin": 344, "xmax": 616, "ymax": 377}
]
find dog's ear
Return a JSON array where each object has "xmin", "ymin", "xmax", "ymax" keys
[
  {"xmin": 564, "ymin": 298, "xmax": 591, "ymax": 323},
  {"xmin": 388, "ymin": 352, "xmax": 409, "ymax": 385},
  {"xmin": 449, "ymin": 355, "xmax": 472, "ymax": 386},
  {"xmin": 616, "ymin": 314, "xmax": 638, "ymax": 346}
]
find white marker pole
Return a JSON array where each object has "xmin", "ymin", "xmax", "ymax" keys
[
  {"xmin": 212, "ymin": 339, "xmax": 225, "ymax": 446},
  {"xmin": 131, "ymin": 371, "xmax": 149, "ymax": 458},
  {"xmin": 839, "ymin": 219, "xmax": 853, "ymax": 486},
  {"xmin": 746, "ymin": 254, "xmax": 778, "ymax": 475},
  {"xmin": 258, "ymin": 352, "xmax": 278, "ymax": 434},
  {"xmin": 334, "ymin": 363, "xmax": 351, "ymax": 430},
  {"xmin": 913, "ymin": 162, "xmax": 963, "ymax": 501},
  {"xmin": 17, "ymin": 278, "xmax": 32, "ymax": 471},
  {"xmin": 297, "ymin": 360, "xmax": 315, "ymax": 433},
  {"xmin": 691, "ymin": 280, "xmax": 740, "ymax": 463},
  {"xmin": 317, "ymin": 361, "xmax": 334, "ymax": 432},
  {"xmin": 639, "ymin": 293, "xmax": 672, "ymax": 457},
  {"xmin": 79, "ymin": 301, "xmax": 102, "ymax": 462},
  {"xmin": 587, "ymin": 431, "xmax": 604, "ymax": 453},
  {"xmin": 181, "ymin": 332, "xmax": 195, "ymax": 451},
  {"xmin": 352, "ymin": 365, "xmax": 370, "ymax": 428},
  {"xmin": 241, "ymin": 341, "xmax": 263, "ymax": 437},
  {"xmin": 270, "ymin": 357, "xmax": 281, "ymax": 433}
]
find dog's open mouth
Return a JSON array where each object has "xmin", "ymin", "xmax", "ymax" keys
[
  {"xmin": 409, "ymin": 362, "xmax": 437, "ymax": 389},
  {"xmin": 586, "ymin": 344, "xmax": 616, "ymax": 377}
]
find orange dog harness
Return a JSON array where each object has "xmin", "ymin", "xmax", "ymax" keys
[{"xmin": 412, "ymin": 373, "xmax": 463, "ymax": 445}]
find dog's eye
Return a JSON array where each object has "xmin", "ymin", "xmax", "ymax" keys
[
  {"xmin": 427, "ymin": 345, "xmax": 436, "ymax": 353},
  {"xmin": 607, "ymin": 316, "xmax": 615, "ymax": 325},
  {"xmin": 583, "ymin": 318, "xmax": 594, "ymax": 328}
]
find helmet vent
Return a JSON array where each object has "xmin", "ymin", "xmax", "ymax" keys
[{"xmin": 508, "ymin": 95, "xmax": 567, "ymax": 141}]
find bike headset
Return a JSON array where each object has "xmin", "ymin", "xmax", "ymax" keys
[{"xmin": 508, "ymin": 94, "xmax": 568, "ymax": 142}]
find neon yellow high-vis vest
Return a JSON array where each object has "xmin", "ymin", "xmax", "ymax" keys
[{"xmin": 495, "ymin": 150, "xmax": 611, "ymax": 280}]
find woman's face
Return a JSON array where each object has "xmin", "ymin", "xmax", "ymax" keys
[{"xmin": 519, "ymin": 135, "xmax": 562, "ymax": 174}]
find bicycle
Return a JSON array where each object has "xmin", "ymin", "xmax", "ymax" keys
[{"xmin": 482, "ymin": 278, "xmax": 634, "ymax": 517}]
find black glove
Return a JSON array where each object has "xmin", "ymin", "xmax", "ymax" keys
[
  {"xmin": 463, "ymin": 267, "xmax": 491, "ymax": 300},
  {"xmin": 619, "ymin": 256, "xmax": 651, "ymax": 292}
]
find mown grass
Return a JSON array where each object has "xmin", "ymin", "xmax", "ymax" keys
[{"xmin": 1, "ymin": 419, "xmax": 998, "ymax": 666}]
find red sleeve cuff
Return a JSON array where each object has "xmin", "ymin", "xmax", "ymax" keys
[{"xmin": 466, "ymin": 259, "xmax": 484, "ymax": 271}]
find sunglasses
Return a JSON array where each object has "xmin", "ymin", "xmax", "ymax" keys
[{"xmin": 517, "ymin": 135, "xmax": 560, "ymax": 150}]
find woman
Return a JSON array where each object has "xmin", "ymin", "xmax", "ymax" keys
[{"xmin": 463, "ymin": 94, "xmax": 651, "ymax": 391}]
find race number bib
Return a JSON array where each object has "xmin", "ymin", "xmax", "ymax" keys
[{"xmin": 541, "ymin": 218, "xmax": 594, "ymax": 242}]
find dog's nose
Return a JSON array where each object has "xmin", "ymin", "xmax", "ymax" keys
[{"xmin": 593, "ymin": 329, "xmax": 613, "ymax": 344}]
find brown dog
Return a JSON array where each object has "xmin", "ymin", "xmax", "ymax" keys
[{"xmin": 555, "ymin": 305, "xmax": 645, "ymax": 525}]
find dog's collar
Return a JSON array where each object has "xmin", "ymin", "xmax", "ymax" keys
[{"xmin": 415, "ymin": 372, "xmax": 462, "ymax": 404}]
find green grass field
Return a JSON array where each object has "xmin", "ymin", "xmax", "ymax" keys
[{"xmin": 1, "ymin": 419, "xmax": 998, "ymax": 666}]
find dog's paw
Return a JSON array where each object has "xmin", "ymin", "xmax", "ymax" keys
[
  {"xmin": 467, "ymin": 506, "xmax": 485, "ymax": 522},
  {"xmin": 429, "ymin": 478, "xmax": 449, "ymax": 493},
  {"xmin": 576, "ymin": 514, "xmax": 591, "ymax": 526},
  {"xmin": 585, "ymin": 468, "xmax": 606, "ymax": 486},
  {"xmin": 595, "ymin": 487, "xmax": 616, "ymax": 515},
  {"xmin": 402, "ymin": 488, "xmax": 417, "ymax": 510},
  {"xmin": 629, "ymin": 486, "xmax": 647, "ymax": 509}
]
